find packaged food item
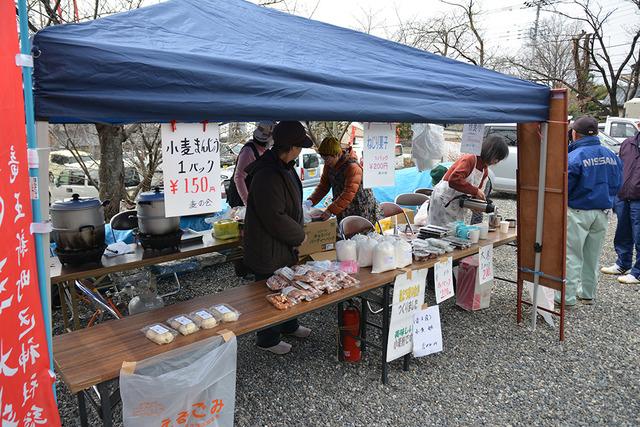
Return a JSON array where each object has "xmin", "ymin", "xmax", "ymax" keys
[
  {"xmin": 281, "ymin": 286, "xmax": 308, "ymax": 303},
  {"xmin": 212, "ymin": 219, "xmax": 240, "ymax": 240},
  {"xmin": 266, "ymin": 293, "xmax": 297, "ymax": 310},
  {"xmin": 266, "ymin": 274, "xmax": 291, "ymax": 291},
  {"xmin": 210, "ymin": 304, "xmax": 241, "ymax": 322},
  {"xmin": 372, "ymin": 241, "xmax": 396, "ymax": 273},
  {"xmin": 142, "ymin": 323, "xmax": 177, "ymax": 345},
  {"xmin": 394, "ymin": 239, "xmax": 413, "ymax": 268},
  {"xmin": 167, "ymin": 315, "xmax": 199, "ymax": 335},
  {"xmin": 334, "ymin": 270, "xmax": 360, "ymax": 288},
  {"xmin": 294, "ymin": 281, "xmax": 323, "ymax": 300},
  {"xmin": 336, "ymin": 240, "xmax": 357, "ymax": 262},
  {"xmin": 339, "ymin": 260, "xmax": 359, "ymax": 274},
  {"xmin": 189, "ymin": 309, "xmax": 219, "ymax": 329},
  {"xmin": 274, "ymin": 266, "xmax": 296, "ymax": 281},
  {"xmin": 356, "ymin": 238, "xmax": 377, "ymax": 267}
]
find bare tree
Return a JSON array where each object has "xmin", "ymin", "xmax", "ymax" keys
[{"xmin": 123, "ymin": 124, "xmax": 163, "ymax": 199}]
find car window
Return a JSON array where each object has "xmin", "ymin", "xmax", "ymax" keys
[
  {"xmin": 598, "ymin": 132, "xmax": 620, "ymax": 147},
  {"xmin": 58, "ymin": 170, "xmax": 85, "ymax": 186},
  {"xmin": 610, "ymin": 123, "xmax": 639, "ymax": 138},
  {"xmin": 51, "ymin": 154, "xmax": 66, "ymax": 165},
  {"xmin": 485, "ymin": 127, "xmax": 517, "ymax": 146},
  {"xmin": 303, "ymin": 154, "xmax": 319, "ymax": 169},
  {"xmin": 88, "ymin": 170, "xmax": 99, "ymax": 185}
]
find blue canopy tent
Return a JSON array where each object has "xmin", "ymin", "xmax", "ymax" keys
[{"xmin": 32, "ymin": 0, "xmax": 550, "ymax": 124}]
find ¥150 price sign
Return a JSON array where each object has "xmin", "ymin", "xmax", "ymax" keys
[{"xmin": 162, "ymin": 123, "xmax": 222, "ymax": 216}]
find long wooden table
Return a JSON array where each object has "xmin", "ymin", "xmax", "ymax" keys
[{"xmin": 53, "ymin": 230, "xmax": 516, "ymax": 426}]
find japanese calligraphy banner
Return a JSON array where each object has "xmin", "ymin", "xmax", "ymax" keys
[
  {"xmin": 460, "ymin": 124, "xmax": 485, "ymax": 156},
  {"xmin": 0, "ymin": 1, "xmax": 61, "ymax": 424},
  {"xmin": 161, "ymin": 123, "xmax": 221, "ymax": 217},
  {"xmin": 387, "ymin": 269, "xmax": 427, "ymax": 362},
  {"xmin": 363, "ymin": 123, "xmax": 396, "ymax": 189}
]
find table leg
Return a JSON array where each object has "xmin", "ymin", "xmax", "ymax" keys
[
  {"xmin": 359, "ymin": 297, "xmax": 367, "ymax": 354},
  {"xmin": 77, "ymin": 392, "xmax": 89, "ymax": 427},
  {"xmin": 381, "ymin": 284, "xmax": 391, "ymax": 385},
  {"xmin": 59, "ymin": 282, "xmax": 69, "ymax": 331},
  {"xmin": 337, "ymin": 302, "xmax": 344, "ymax": 362},
  {"xmin": 403, "ymin": 353, "xmax": 410, "ymax": 372},
  {"xmin": 97, "ymin": 382, "xmax": 113, "ymax": 427}
]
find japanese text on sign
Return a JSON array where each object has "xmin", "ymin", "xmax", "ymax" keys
[
  {"xmin": 479, "ymin": 244, "xmax": 494, "ymax": 284},
  {"xmin": 161, "ymin": 123, "xmax": 221, "ymax": 217},
  {"xmin": 434, "ymin": 257, "xmax": 454, "ymax": 304},
  {"xmin": 412, "ymin": 305, "xmax": 443, "ymax": 357},
  {"xmin": 363, "ymin": 123, "xmax": 396, "ymax": 188},
  {"xmin": 460, "ymin": 124, "xmax": 485, "ymax": 156},
  {"xmin": 387, "ymin": 269, "xmax": 427, "ymax": 362}
]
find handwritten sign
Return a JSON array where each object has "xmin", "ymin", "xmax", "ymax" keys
[
  {"xmin": 363, "ymin": 123, "xmax": 396, "ymax": 188},
  {"xmin": 412, "ymin": 305, "xmax": 443, "ymax": 357},
  {"xmin": 460, "ymin": 124, "xmax": 485, "ymax": 156},
  {"xmin": 434, "ymin": 257, "xmax": 454, "ymax": 304},
  {"xmin": 0, "ymin": 4, "xmax": 61, "ymax": 422},
  {"xmin": 479, "ymin": 244, "xmax": 494, "ymax": 284},
  {"xmin": 387, "ymin": 269, "xmax": 427, "ymax": 362},
  {"xmin": 161, "ymin": 123, "xmax": 221, "ymax": 217}
]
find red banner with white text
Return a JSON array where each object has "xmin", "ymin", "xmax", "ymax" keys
[{"xmin": 0, "ymin": 1, "xmax": 61, "ymax": 426}]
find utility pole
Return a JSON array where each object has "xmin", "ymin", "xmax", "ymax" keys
[{"xmin": 524, "ymin": 0, "xmax": 556, "ymax": 54}]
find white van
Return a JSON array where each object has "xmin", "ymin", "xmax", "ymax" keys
[
  {"xmin": 295, "ymin": 148, "xmax": 324, "ymax": 188},
  {"xmin": 602, "ymin": 117, "xmax": 639, "ymax": 143},
  {"xmin": 50, "ymin": 165, "xmax": 141, "ymax": 202}
]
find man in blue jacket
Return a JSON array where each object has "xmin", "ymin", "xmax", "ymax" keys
[{"xmin": 561, "ymin": 116, "xmax": 622, "ymax": 306}]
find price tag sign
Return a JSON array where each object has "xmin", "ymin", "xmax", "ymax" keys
[
  {"xmin": 460, "ymin": 124, "xmax": 485, "ymax": 155},
  {"xmin": 479, "ymin": 244, "xmax": 494, "ymax": 284},
  {"xmin": 161, "ymin": 123, "xmax": 221, "ymax": 216},
  {"xmin": 434, "ymin": 257, "xmax": 454, "ymax": 304},
  {"xmin": 412, "ymin": 305, "xmax": 443, "ymax": 357},
  {"xmin": 363, "ymin": 122, "xmax": 396, "ymax": 188}
]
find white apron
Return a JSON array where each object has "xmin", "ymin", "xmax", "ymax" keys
[{"xmin": 427, "ymin": 158, "xmax": 484, "ymax": 227}]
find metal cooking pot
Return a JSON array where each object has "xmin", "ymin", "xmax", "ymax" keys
[
  {"xmin": 50, "ymin": 193, "xmax": 108, "ymax": 252},
  {"xmin": 136, "ymin": 187, "xmax": 180, "ymax": 235}
]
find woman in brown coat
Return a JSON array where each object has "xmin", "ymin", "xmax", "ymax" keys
[{"xmin": 308, "ymin": 137, "xmax": 380, "ymax": 225}]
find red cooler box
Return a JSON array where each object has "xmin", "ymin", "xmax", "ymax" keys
[{"xmin": 456, "ymin": 255, "xmax": 493, "ymax": 311}]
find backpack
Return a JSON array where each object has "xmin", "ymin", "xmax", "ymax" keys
[{"xmin": 226, "ymin": 142, "xmax": 261, "ymax": 208}]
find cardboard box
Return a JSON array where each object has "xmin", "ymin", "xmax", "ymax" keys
[{"xmin": 298, "ymin": 218, "xmax": 337, "ymax": 256}]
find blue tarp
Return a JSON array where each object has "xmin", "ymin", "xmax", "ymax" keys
[{"xmin": 32, "ymin": 0, "xmax": 550, "ymax": 124}]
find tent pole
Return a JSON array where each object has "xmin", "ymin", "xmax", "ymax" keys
[
  {"xmin": 17, "ymin": 0, "xmax": 55, "ymax": 397},
  {"xmin": 531, "ymin": 122, "xmax": 549, "ymax": 331}
]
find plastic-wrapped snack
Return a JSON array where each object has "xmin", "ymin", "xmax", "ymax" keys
[
  {"xmin": 281, "ymin": 286, "xmax": 307, "ymax": 303},
  {"xmin": 274, "ymin": 266, "xmax": 295, "ymax": 281},
  {"xmin": 266, "ymin": 293, "xmax": 296, "ymax": 310},
  {"xmin": 210, "ymin": 304, "xmax": 241, "ymax": 322},
  {"xmin": 142, "ymin": 323, "xmax": 177, "ymax": 345},
  {"xmin": 167, "ymin": 315, "xmax": 199, "ymax": 335},
  {"xmin": 266, "ymin": 274, "xmax": 290, "ymax": 291},
  {"xmin": 294, "ymin": 281, "xmax": 323, "ymax": 301},
  {"xmin": 334, "ymin": 271, "xmax": 360, "ymax": 288},
  {"xmin": 189, "ymin": 309, "xmax": 218, "ymax": 329}
]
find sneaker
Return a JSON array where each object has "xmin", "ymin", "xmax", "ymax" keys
[
  {"xmin": 577, "ymin": 297, "xmax": 594, "ymax": 305},
  {"xmin": 618, "ymin": 274, "xmax": 640, "ymax": 284},
  {"xmin": 259, "ymin": 341, "xmax": 292, "ymax": 355},
  {"xmin": 601, "ymin": 264, "xmax": 630, "ymax": 275},
  {"xmin": 286, "ymin": 326, "xmax": 312, "ymax": 339}
]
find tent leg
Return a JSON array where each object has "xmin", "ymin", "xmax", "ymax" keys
[{"xmin": 531, "ymin": 123, "xmax": 549, "ymax": 331}]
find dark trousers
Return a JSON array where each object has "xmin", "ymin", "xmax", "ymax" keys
[
  {"xmin": 614, "ymin": 197, "xmax": 640, "ymax": 278},
  {"xmin": 255, "ymin": 272, "xmax": 299, "ymax": 347}
]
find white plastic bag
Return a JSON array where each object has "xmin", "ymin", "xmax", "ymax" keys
[
  {"xmin": 414, "ymin": 201, "xmax": 430, "ymax": 226},
  {"xmin": 357, "ymin": 238, "xmax": 377, "ymax": 267},
  {"xmin": 336, "ymin": 240, "xmax": 357, "ymax": 262},
  {"xmin": 411, "ymin": 123, "xmax": 445, "ymax": 171},
  {"xmin": 121, "ymin": 335, "xmax": 237, "ymax": 427},
  {"xmin": 394, "ymin": 239, "xmax": 413, "ymax": 268},
  {"xmin": 372, "ymin": 241, "xmax": 396, "ymax": 273}
]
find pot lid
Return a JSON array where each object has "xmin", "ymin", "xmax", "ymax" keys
[
  {"xmin": 50, "ymin": 194, "xmax": 103, "ymax": 211},
  {"xmin": 138, "ymin": 186, "xmax": 165, "ymax": 202}
]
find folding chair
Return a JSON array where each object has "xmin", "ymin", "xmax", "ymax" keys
[
  {"xmin": 339, "ymin": 215, "xmax": 375, "ymax": 240},
  {"xmin": 414, "ymin": 188, "xmax": 433, "ymax": 196},
  {"xmin": 378, "ymin": 202, "xmax": 412, "ymax": 235}
]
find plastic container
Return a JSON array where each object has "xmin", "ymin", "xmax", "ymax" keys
[
  {"xmin": 189, "ymin": 309, "xmax": 219, "ymax": 329},
  {"xmin": 210, "ymin": 304, "xmax": 241, "ymax": 322},
  {"xmin": 167, "ymin": 315, "xmax": 199, "ymax": 335},
  {"xmin": 266, "ymin": 293, "xmax": 297, "ymax": 310},
  {"xmin": 213, "ymin": 219, "xmax": 240, "ymax": 240},
  {"xmin": 142, "ymin": 323, "xmax": 178, "ymax": 345}
]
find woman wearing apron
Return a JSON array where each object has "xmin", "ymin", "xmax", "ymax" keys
[
  {"xmin": 427, "ymin": 135, "xmax": 509, "ymax": 227},
  {"xmin": 307, "ymin": 137, "xmax": 380, "ymax": 226}
]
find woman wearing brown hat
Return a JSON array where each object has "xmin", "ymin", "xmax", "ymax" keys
[{"xmin": 307, "ymin": 137, "xmax": 380, "ymax": 226}]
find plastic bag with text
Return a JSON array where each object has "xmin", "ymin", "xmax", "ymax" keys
[
  {"xmin": 120, "ymin": 335, "xmax": 237, "ymax": 427},
  {"xmin": 411, "ymin": 123, "xmax": 445, "ymax": 171}
]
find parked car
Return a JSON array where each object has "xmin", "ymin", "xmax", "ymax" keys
[
  {"xmin": 601, "ymin": 116, "xmax": 639, "ymax": 143},
  {"xmin": 50, "ymin": 165, "xmax": 141, "ymax": 202},
  {"xmin": 484, "ymin": 123, "xmax": 620, "ymax": 194},
  {"xmin": 294, "ymin": 148, "xmax": 324, "ymax": 188},
  {"xmin": 49, "ymin": 149, "xmax": 96, "ymax": 183}
]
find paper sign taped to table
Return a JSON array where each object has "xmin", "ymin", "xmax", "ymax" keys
[
  {"xmin": 387, "ymin": 269, "xmax": 427, "ymax": 362},
  {"xmin": 479, "ymin": 244, "xmax": 494, "ymax": 284},
  {"xmin": 412, "ymin": 305, "xmax": 443, "ymax": 357},
  {"xmin": 161, "ymin": 122, "xmax": 221, "ymax": 217},
  {"xmin": 460, "ymin": 124, "xmax": 485, "ymax": 156},
  {"xmin": 363, "ymin": 122, "xmax": 396, "ymax": 188},
  {"xmin": 435, "ymin": 257, "xmax": 454, "ymax": 304}
]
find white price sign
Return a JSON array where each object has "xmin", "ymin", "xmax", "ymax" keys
[
  {"xmin": 479, "ymin": 244, "xmax": 494, "ymax": 284},
  {"xmin": 412, "ymin": 305, "xmax": 443, "ymax": 357},
  {"xmin": 434, "ymin": 257, "xmax": 454, "ymax": 304},
  {"xmin": 161, "ymin": 123, "xmax": 221, "ymax": 217},
  {"xmin": 387, "ymin": 269, "xmax": 427, "ymax": 362},
  {"xmin": 460, "ymin": 124, "xmax": 485, "ymax": 156},
  {"xmin": 363, "ymin": 123, "xmax": 396, "ymax": 188}
]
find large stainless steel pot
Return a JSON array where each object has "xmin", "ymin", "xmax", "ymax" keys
[
  {"xmin": 136, "ymin": 187, "xmax": 180, "ymax": 235},
  {"xmin": 50, "ymin": 194, "xmax": 108, "ymax": 251}
]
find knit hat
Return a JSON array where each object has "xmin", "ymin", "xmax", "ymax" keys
[
  {"xmin": 253, "ymin": 121, "xmax": 276, "ymax": 144},
  {"xmin": 318, "ymin": 137, "xmax": 342, "ymax": 156}
]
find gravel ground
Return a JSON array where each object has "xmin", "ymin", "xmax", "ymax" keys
[{"xmin": 54, "ymin": 194, "xmax": 640, "ymax": 426}]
